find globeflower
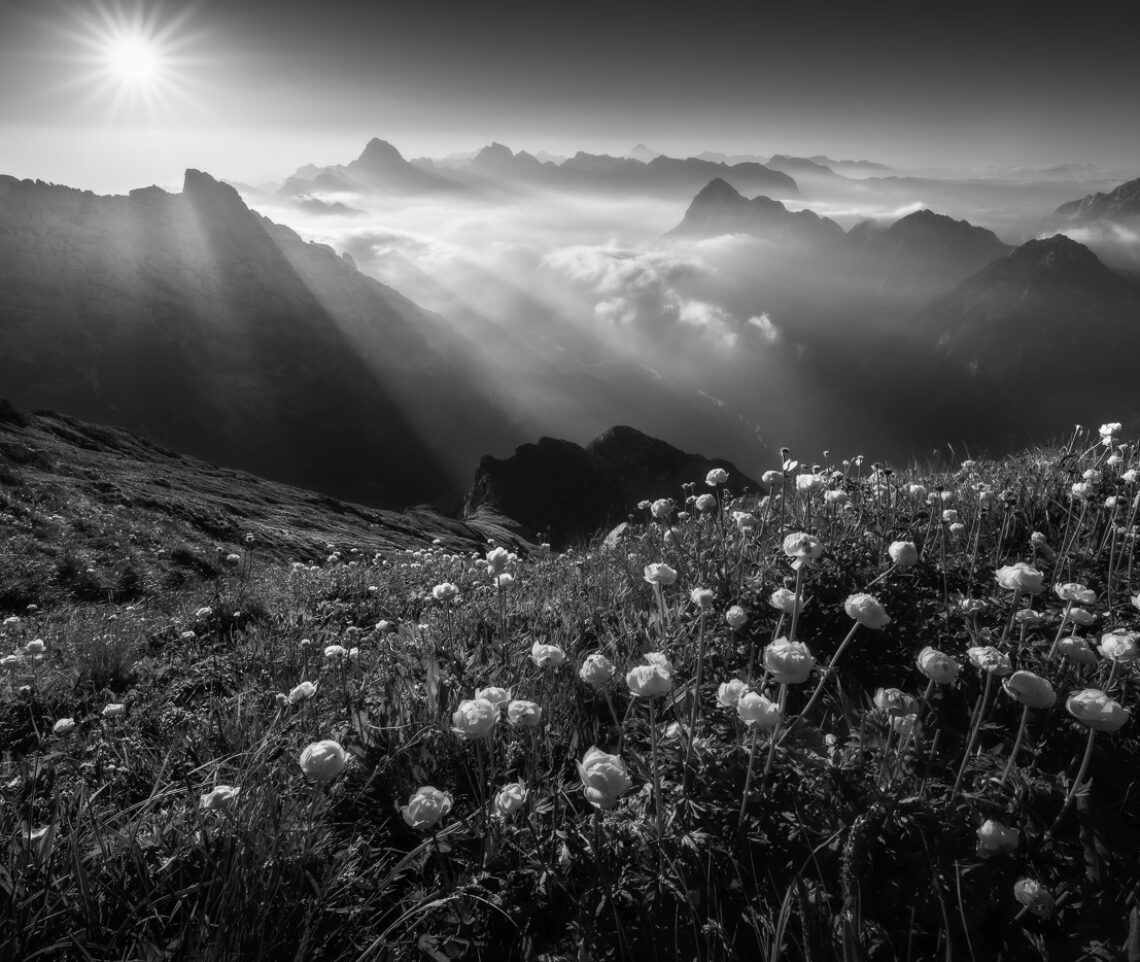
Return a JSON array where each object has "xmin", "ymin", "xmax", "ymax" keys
[
  {"xmin": 716, "ymin": 678, "xmax": 747, "ymax": 708},
  {"xmin": 1098, "ymin": 630, "xmax": 1139, "ymax": 662},
  {"xmin": 643, "ymin": 652, "xmax": 674, "ymax": 673},
  {"xmin": 1057, "ymin": 635, "xmax": 1097, "ymax": 665},
  {"xmin": 432, "ymin": 582, "xmax": 459, "ymax": 602},
  {"xmin": 966, "ymin": 647, "xmax": 1013, "ymax": 676},
  {"xmin": 976, "ymin": 819, "xmax": 1019, "ymax": 858},
  {"xmin": 579, "ymin": 653, "xmax": 616, "ymax": 688},
  {"xmin": 1001, "ymin": 671, "xmax": 1056, "ymax": 709},
  {"xmin": 507, "ymin": 699, "xmax": 543, "ymax": 728},
  {"xmin": 769, "ymin": 587, "xmax": 802, "ymax": 615},
  {"xmin": 796, "ymin": 473, "xmax": 824, "ymax": 494},
  {"xmin": 916, "ymin": 647, "xmax": 960, "ymax": 684},
  {"xmin": 762, "ymin": 470, "xmax": 784, "ymax": 488},
  {"xmin": 102, "ymin": 703, "xmax": 126, "ymax": 719},
  {"xmin": 298, "ymin": 740, "xmax": 348, "ymax": 782},
  {"xmin": 643, "ymin": 563, "xmax": 678, "ymax": 586},
  {"xmin": 695, "ymin": 493, "xmax": 717, "ymax": 512},
  {"xmin": 475, "ymin": 686, "xmax": 510, "ymax": 709},
  {"xmin": 401, "ymin": 786, "xmax": 452, "ymax": 830},
  {"xmin": 1066, "ymin": 689, "xmax": 1130, "ymax": 731},
  {"xmin": 24, "ymin": 639, "xmax": 45, "ymax": 655},
  {"xmin": 725, "ymin": 605, "xmax": 748, "ymax": 629},
  {"xmin": 706, "ymin": 467, "xmax": 729, "ymax": 486},
  {"xmin": 995, "ymin": 562, "xmax": 1045, "ymax": 594},
  {"xmin": 452, "ymin": 698, "xmax": 499, "ymax": 739},
  {"xmin": 737, "ymin": 690, "xmax": 782, "ymax": 730},
  {"xmin": 690, "ymin": 587, "xmax": 715, "ymax": 609},
  {"xmin": 53, "ymin": 717, "xmax": 76, "ymax": 735},
  {"xmin": 650, "ymin": 498, "xmax": 674, "ymax": 520},
  {"xmin": 1013, "ymin": 879, "xmax": 1054, "ymax": 918},
  {"xmin": 577, "ymin": 747, "xmax": 632, "ymax": 809},
  {"xmin": 494, "ymin": 782, "xmax": 528, "ymax": 820},
  {"xmin": 1055, "ymin": 583, "xmax": 1096, "ymax": 605},
  {"xmin": 200, "ymin": 785, "xmax": 241, "ymax": 811},
  {"xmin": 625, "ymin": 664, "xmax": 673, "ymax": 699},
  {"xmin": 782, "ymin": 532, "xmax": 823, "ymax": 566},
  {"xmin": 873, "ymin": 688, "xmax": 918, "ymax": 717},
  {"xmin": 287, "ymin": 681, "xmax": 318, "ymax": 704},
  {"xmin": 844, "ymin": 593, "xmax": 890, "ymax": 629},
  {"xmin": 763, "ymin": 638, "xmax": 816, "ymax": 684},
  {"xmin": 888, "ymin": 541, "xmax": 918, "ymax": 567},
  {"xmin": 531, "ymin": 642, "xmax": 566, "ymax": 668}
]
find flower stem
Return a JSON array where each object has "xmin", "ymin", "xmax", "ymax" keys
[
  {"xmin": 794, "ymin": 622, "xmax": 859, "ymax": 727},
  {"xmin": 949, "ymin": 671, "xmax": 994, "ymax": 803},
  {"xmin": 998, "ymin": 703, "xmax": 1031, "ymax": 791},
  {"xmin": 1047, "ymin": 727, "xmax": 1097, "ymax": 838}
]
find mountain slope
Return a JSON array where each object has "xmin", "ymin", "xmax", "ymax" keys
[
  {"xmin": 0, "ymin": 171, "xmax": 518, "ymax": 507},
  {"xmin": 664, "ymin": 178, "xmax": 844, "ymax": 244}
]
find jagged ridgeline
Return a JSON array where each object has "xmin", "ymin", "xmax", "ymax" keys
[{"xmin": 0, "ymin": 171, "xmax": 521, "ymax": 507}]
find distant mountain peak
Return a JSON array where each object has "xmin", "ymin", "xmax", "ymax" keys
[
  {"xmin": 1049, "ymin": 177, "xmax": 1140, "ymax": 223},
  {"xmin": 628, "ymin": 143, "xmax": 661, "ymax": 163},
  {"xmin": 693, "ymin": 177, "xmax": 745, "ymax": 202},
  {"xmin": 356, "ymin": 138, "xmax": 407, "ymax": 167},
  {"xmin": 667, "ymin": 178, "xmax": 842, "ymax": 243}
]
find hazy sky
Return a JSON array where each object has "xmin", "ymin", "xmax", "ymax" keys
[{"xmin": 2, "ymin": 0, "xmax": 1138, "ymax": 193}]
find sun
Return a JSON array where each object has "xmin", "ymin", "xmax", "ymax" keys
[{"xmin": 106, "ymin": 34, "xmax": 162, "ymax": 85}]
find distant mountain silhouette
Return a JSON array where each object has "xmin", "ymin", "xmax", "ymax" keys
[
  {"xmin": 464, "ymin": 424, "xmax": 757, "ymax": 546},
  {"xmin": 279, "ymin": 138, "xmax": 461, "ymax": 196},
  {"xmin": 281, "ymin": 139, "xmax": 799, "ymax": 200},
  {"xmin": 0, "ymin": 170, "xmax": 519, "ymax": 507},
  {"xmin": 1046, "ymin": 177, "xmax": 1140, "ymax": 227},
  {"xmin": 893, "ymin": 236, "xmax": 1140, "ymax": 441},
  {"xmin": 766, "ymin": 155, "xmax": 838, "ymax": 178},
  {"xmin": 808, "ymin": 156, "xmax": 893, "ymax": 175},
  {"xmin": 627, "ymin": 143, "xmax": 661, "ymax": 163},
  {"xmin": 664, "ymin": 178, "xmax": 843, "ymax": 244},
  {"xmin": 848, "ymin": 209, "xmax": 1012, "ymax": 285}
]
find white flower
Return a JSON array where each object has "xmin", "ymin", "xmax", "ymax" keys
[
  {"xmin": 873, "ymin": 688, "xmax": 918, "ymax": 717},
  {"xmin": 782, "ymin": 532, "xmax": 822, "ymax": 564},
  {"xmin": 916, "ymin": 647, "xmax": 960, "ymax": 684},
  {"xmin": 733, "ymin": 511, "xmax": 759, "ymax": 532},
  {"xmin": 769, "ymin": 587, "xmax": 802, "ymax": 615},
  {"xmin": 737, "ymin": 690, "xmax": 782, "ymax": 730},
  {"xmin": 763, "ymin": 638, "xmax": 816, "ymax": 684},
  {"xmin": 1066, "ymin": 689, "xmax": 1130, "ymax": 731},
  {"xmin": 432, "ymin": 582, "xmax": 459, "ymax": 602},
  {"xmin": 102, "ymin": 703, "xmax": 126, "ymax": 719},
  {"xmin": 695, "ymin": 493, "xmax": 717, "ymax": 512},
  {"xmin": 1055, "ymin": 583, "xmax": 1096, "ymax": 605},
  {"xmin": 53, "ymin": 717, "xmax": 76, "ymax": 735},
  {"xmin": 195, "ymin": 607, "xmax": 212, "ymax": 619},
  {"xmin": 844, "ymin": 593, "xmax": 890, "ymax": 629},
  {"xmin": 486, "ymin": 546, "xmax": 512, "ymax": 574},
  {"xmin": 1068, "ymin": 608, "xmax": 1096, "ymax": 626},
  {"xmin": 888, "ymin": 541, "xmax": 918, "ymax": 567},
  {"xmin": 995, "ymin": 562, "xmax": 1045, "ymax": 594},
  {"xmin": 402, "ymin": 786, "xmax": 452, "ymax": 829},
  {"xmin": 298, "ymin": 740, "xmax": 348, "ymax": 782},
  {"xmin": 643, "ymin": 651, "xmax": 674, "ymax": 673},
  {"xmin": 452, "ymin": 698, "xmax": 499, "ymax": 739},
  {"xmin": 577, "ymin": 748, "xmax": 632, "ymax": 810},
  {"xmin": 796, "ymin": 473, "xmax": 825, "ymax": 494},
  {"xmin": 531, "ymin": 642, "xmax": 566, "ymax": 668},
  {"xmin": 706, "ymin": 468, "xmax": 729, "ymax": 486},
  {"xmin": 626, "ymin": 664, "xmax": 673, "ymax": 699},
  {"xmin": 1057, "ymin": 635, "xmax": 1097, "ymax": 665},
  {"xmin": 643, "ymin": 563, "xmax": 678, "ymax": 586},
  {"xmin": 507, "ymin": 699, "xmax": 543, "ymax": 727},
  {"xmin": 650, "ymin": 498, "xmax": 674, "ymax": 520},
  {"xmin": 287, "ymin": 681, "xmax": 317, "ymax": 704},
  {"xmin": 1099, "ymin": 422, "xmax": 1122, "ymax": 439},
  {"xmin": 1013, "ymin": 879, "xmax": 1054, "ymax": 918},
  {"xmin": 579, "ymin": 653, "xmax": 616, "ymax": 688},
  {"xmin": 690, "ymin": 587, "xmax": 715, "ymax": 609},
  {"xmin": 762, "ymin": 470, "xmax": 784, "ymax": 488},
  {"xmin": 966, "ymin": 647, "xmax": 1012, "ymax": 676},
  {"xmin": 200, "ymin": 785, "xmax": 241, "ymax": 811},
  {"xmin": 716, "ymin": 678, "xmax": 747, "ymax": 709},
  {"xmin": 476, "ymin": 686, "xmax": 511, "ymax": 709},
  {"xmin": 976, "ymin": 819, "xmax": 1019, "ymax": 858},
  {"xmin": 725, "ymin": 605, "xmax": 748, "ymax": 629},
  {"xmin": 494, "ymin": 782, "xmax": 529, "ymax": 820},
  {"xmin": 1098, "ymin": 630, "xmax": 1139, "ymax": 662},
  {"xmin": 1001, "ymin": 671, "xmax": 1056, "ymax": 709},
  {"xmin": 324, "ymin": 645, "xmax": 348, "ymax": 660},
  {"xmin": 24, "ymin": 639, "xmax": 46, "ymax": 655}
]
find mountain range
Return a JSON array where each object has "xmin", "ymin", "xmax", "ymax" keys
[
  {"xmin": 0, "ymin": 170, "xmax": 520, "ymax": 507},
  {"xmin": 279, "ymin": 138, "xmax": 800, "ymax": 200}
]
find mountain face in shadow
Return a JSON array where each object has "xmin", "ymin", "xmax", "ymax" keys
[
  {"xmin": 848, "ymin": 208, "xmax": 1013, "ymax": 290},
  {"xmin": 883, "ymin": 236, "xmax": 1140, "ymax": 446},
  {"xmin": 280, "ymin": 139, "xmax": 800, "ymax": 201},
  {"xmin": 1048, "ymin": 177, "xmax": 1140, "ymax": 226},
  {"xmin": 464, "ymin": 424, "xmax": 758, "ymax": 547},
  {"xmin": 664, "ymin": 178, "xmax": 845, "ymax": 245},
  {"xmin": 0, "ymin": 170, "xmax": 519, "ymax": 507}
]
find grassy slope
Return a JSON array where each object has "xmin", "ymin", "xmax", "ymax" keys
[{"xmin": 2, "ymin": 416, "xmax": 1139, "ymax": 961}]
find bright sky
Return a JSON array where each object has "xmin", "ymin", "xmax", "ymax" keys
[{"xmin": 2, "ymin": 0, "xmax": 1138, "ymax": 193}]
